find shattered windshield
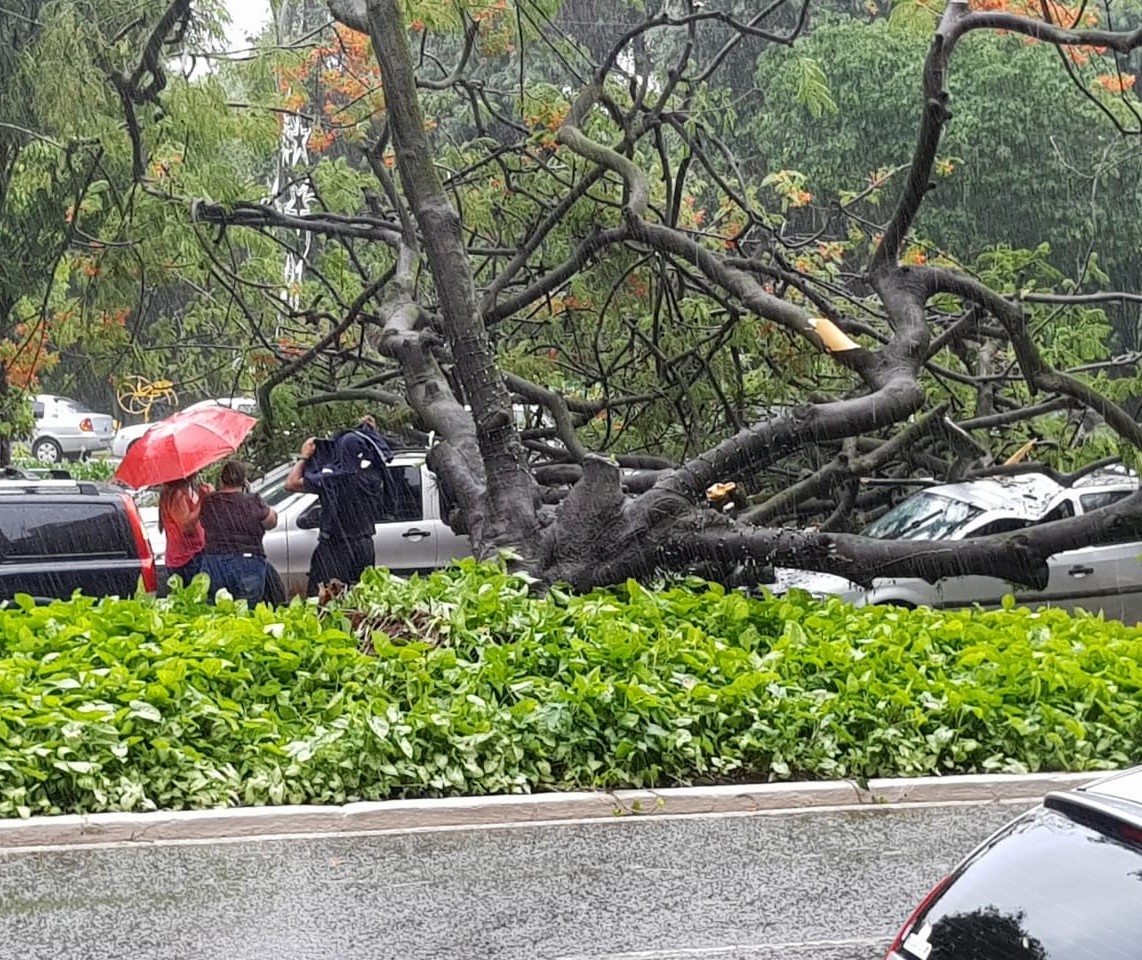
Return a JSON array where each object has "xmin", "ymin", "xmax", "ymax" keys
[{"xmin": 862, "ymin": 492, "xmax": 984, "ymax": 542}]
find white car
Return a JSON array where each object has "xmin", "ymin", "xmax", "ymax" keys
[
  {"xmin": 111, "ymin": 397, "xmax": 258, "ymax": 458},
  {"xmin": 27, "ymin": 394, "xmax": 115, "ymax": 463},
  {"xmin": 141, "ymin": 450, "xmax": 471, "ymax": 597},
  {"xmin": 773, "ymin": 467, "xmax": 1142, "ymax": 623}
]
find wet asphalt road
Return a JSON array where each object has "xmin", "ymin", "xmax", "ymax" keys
[{"xmin": 0, "ymin": 801, "xmax": 1031, "ymax": 960}]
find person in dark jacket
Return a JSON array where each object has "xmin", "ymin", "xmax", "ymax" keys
[
  {"xmin": 285, "ymin": 417, "xmax": 391, "ymax": 595},
  {"xmin": 200, "ymin": 461, "xmax": 278, "ymax": 604}
]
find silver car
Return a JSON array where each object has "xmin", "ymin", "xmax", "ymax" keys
[
  {"xmin": 28, "ymin": 394, "xmax": 115, "ymax": 463},
  {"xmin": 774, "ymin": 467, "xmax": 1142, "ymax": 623},
  {"xmin": 141, "ymin": 452, "xmax": 471, "ymax": 596}
]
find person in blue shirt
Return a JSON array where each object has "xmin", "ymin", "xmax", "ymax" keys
[{"xmin": 285, "ymin": 416, "xmax": 392, "ymax": 595}]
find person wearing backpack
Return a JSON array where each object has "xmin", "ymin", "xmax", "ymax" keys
[{"xmin": 285, "ymin": 416, "xmax": 392, "ymax": 595}]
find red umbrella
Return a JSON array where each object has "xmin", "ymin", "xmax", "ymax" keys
[{"xmin": 114, "ymin": 406, "xmax": 258, "ymax": 489}]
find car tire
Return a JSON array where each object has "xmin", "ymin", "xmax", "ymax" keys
[
  {"xmin": 876, "ymin": 599, "xmax": 916, "ymax": 610},
  {"xmin": 32, "ymin": 437, "xmax": 63, "ymax": 463}
]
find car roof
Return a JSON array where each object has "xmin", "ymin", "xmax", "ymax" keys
[
  {"xmin": 926, "ymin": 474, "xmax": 1064, "ymax": 519},
  {"xmin": 256, "ymin": 449, "xmax": 428, "ymax": 485},
  {"xmin": 185, "ymin": 397, "xmax": 257, "ymax": 410},
  {"xmin": 1077, "ymin": 765, "xmax": 1142, "ymax": 805},
  {"xmin": 919, "ymin": 469, "xmax": 1137, "ymax": 521},
  {"xmin": 0, "ymin": 479, "xmax": 123, "ymax": 499}
]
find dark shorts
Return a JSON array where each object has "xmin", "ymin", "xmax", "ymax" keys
[
  {"xmin": 166, "ymin": 553, "xmax": 203, "ymax": 591},
  {"xmin": 307, "ymin": 536, "xmax": 374, "ymax": 596}
]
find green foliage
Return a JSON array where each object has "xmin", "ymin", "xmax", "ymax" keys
[
  {"xmin": 1, "ymin": 562, "xmax": 1141, "ymax": 818},
  {"xmin": 8, "ymin": 456, "xmax": 117, "ymax": 481},
  {"xmin": 793, "ymin": 57, "xmax": 838, "ymax": 120},
  {"xmin": 752, "ymin": 18, "xmax": 1142, "ymax": 290},
  {"xmin": 0, "ymin": 390, "xmax": 32, "ymax": 441}
]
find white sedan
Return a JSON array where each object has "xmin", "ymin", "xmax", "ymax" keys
[{"xmin": 773, "ymin": 467, "xmax": 1142, "ymax": 623}]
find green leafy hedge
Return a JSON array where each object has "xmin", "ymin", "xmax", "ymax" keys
[{"xmin": 2, "ymin": 562, "xmax": 1141, "ymax": 818}]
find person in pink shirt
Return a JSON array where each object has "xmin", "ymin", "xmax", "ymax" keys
[{"xmin": 158, "ymin": 473, "xmax": 213, "ymax": 585}]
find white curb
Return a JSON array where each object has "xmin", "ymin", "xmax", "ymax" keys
[{"xmin": 0, "ymin": 771, "xmax": 1098, "ymax": 850}]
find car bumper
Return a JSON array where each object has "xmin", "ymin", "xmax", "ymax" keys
[{"xmin": 61, "ymin": 435, "xmax": 113, "ymax": 454}]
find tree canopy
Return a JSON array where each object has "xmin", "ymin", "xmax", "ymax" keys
[{"xmin": 6, "ymin": 0, "xmax": 1142, "ymax": 590}]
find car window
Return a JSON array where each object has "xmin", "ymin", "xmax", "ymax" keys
[
  {"xmin": 383, "ymin": 465, "xmax": 423, "ymax": 522},
  {"xmin": 0, "ymin": 503, "xmax": 129, "ymax": 561},
  {"xmin": 32, "ymin": 401, "xmax": 44, "ymax": 419},
  {"xmin": 965, "ymin": 518, "xmax": 1029, "ymax": 538},
  {"xmin": 863, "ymin": 493, "xmax": 984, "ymax": 541},
  {"xmin": 257, "ymin": 476, "xmax": 295, "ymax": 508},
  {"xmin": 58, "ymin": 399, "xmax": 94, "ymax": 414},
  {"xmin": 898, "ymin": 804, "xmax": 1142, "ymax": 960},
  {"xmin": 1080, "ymin": 490, "xmax": 1132, "ymax": 512},
  {"xmin": 1039, "ymin": 500, "xmax": 1075, "ymax": 523}
]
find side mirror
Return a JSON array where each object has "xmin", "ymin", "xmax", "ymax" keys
[{"xmin": 296, "ymin": 504, "xmax": 322, "ymax": 530}]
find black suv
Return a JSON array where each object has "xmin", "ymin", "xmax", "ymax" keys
[{"xmin": 0, "ymin": 468, "xmax": 156, "ymax": 602}]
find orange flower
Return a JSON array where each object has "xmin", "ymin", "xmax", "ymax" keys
[{"xmin": 1095, "ymin": 73, "xmax": 1136, "ymax": 94}]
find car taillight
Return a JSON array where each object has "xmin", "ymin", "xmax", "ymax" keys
[
  {"xmin": 884, "ymin": 874, "xmax": 951, "ymax": 959},
  {"xmin": 121, "ymin": 494, "xmax": 157, "ymax": 593},
  {"xmin": 80, "ymin": 418, "xmax": 94, "ymax": 432}
]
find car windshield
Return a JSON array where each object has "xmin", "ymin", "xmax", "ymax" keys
[{"xmin": 862, "ymin": 492, "xmax": 984, "ymax": 541}]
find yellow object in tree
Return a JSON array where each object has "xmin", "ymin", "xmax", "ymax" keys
[
  {"xmin": 1004, "ymin": 439, "xmax": 1037, "ymax": 465},
  {"xmin": 808, "ymin": 317, "xmax": 860, "ymax": 353},
  {"xmin": 706, "ymin": 481, "xmax": 738, "ymax": 503}
]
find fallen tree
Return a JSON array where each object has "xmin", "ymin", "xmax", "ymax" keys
[{"xmin": 115, "ymin": 0, "xmax": 1142, "ymax": 589}]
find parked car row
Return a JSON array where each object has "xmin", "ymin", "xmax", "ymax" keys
[
  {"xmin": 0, "ymin": 450, "xmax": 471, "ymax": 603},
  {"xmin": 5, "ymin": 450, "xmax": 1142, "ymax": 617},
  {"xmin": 16, "ymin": 393, "xmax": 259, "ymax": 465}
]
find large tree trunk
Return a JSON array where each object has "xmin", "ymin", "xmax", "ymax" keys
[{"xmin": 339, "ymin": 0, "xmax": 542, "ymax": 562}]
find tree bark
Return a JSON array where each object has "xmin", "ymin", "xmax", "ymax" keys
[{"xmin": 351, "ymin": 0, "xmax": 541, "ymax": 558}]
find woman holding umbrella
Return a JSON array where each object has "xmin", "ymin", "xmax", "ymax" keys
[
  {"xmin": 115, "ymin": 403, "xmax": 262, "ymax": 597},
  {"xmin": 158, "ymin": 473, "xmax": 213, "ymax": 584},
  {"xmin": 199, "ymin": 461, "xmax": 278, "ymax": 603}
]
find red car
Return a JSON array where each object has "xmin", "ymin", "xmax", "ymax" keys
[{"xmin": 886, "ymin": 766, "xmax": 1142, "ymax": 959}]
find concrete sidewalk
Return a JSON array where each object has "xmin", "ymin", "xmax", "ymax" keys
[{"xmin": 0, "ymin": 770, "xmax": 1097, "ymax": 849}]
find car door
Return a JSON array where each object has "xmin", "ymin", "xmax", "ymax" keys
[
  {"xmin": 1023, "ymin": 488, "xmax": 1142, "ymax": 623},
  {"xmin": 258, "ymin": 476, "xmax": 316, "ymax": 598},
  {"xmin": 50, "ymin": 398, "xmax": 84, "ymax": 447},
  {"xmin": 424, "ymin": 467, "xmax": 472, "ymax": 565},
  {"xmin": 373, "ymin": 462, "xmax": 438, "ymax": 574},
  {"xmin": 929, "ymin": 516, "xmax": 1033, "ymax": 609}
]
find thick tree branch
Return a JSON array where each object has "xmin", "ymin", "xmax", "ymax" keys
[
  {"xmin": 678, "ymin": 488, "xmax": 1142, "ymax": 590},
  {"xmin": 351, "ymin": 0, "xmax": 541, "ymax": 553}
]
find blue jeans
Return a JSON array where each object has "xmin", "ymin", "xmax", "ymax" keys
[
  {"xmin": 166, "ymin": 554, "xmax": 203, "ymax": 590},
  {"xmin": 202, "ymin": 553, "xmax": 266, "ymax": 605}
]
